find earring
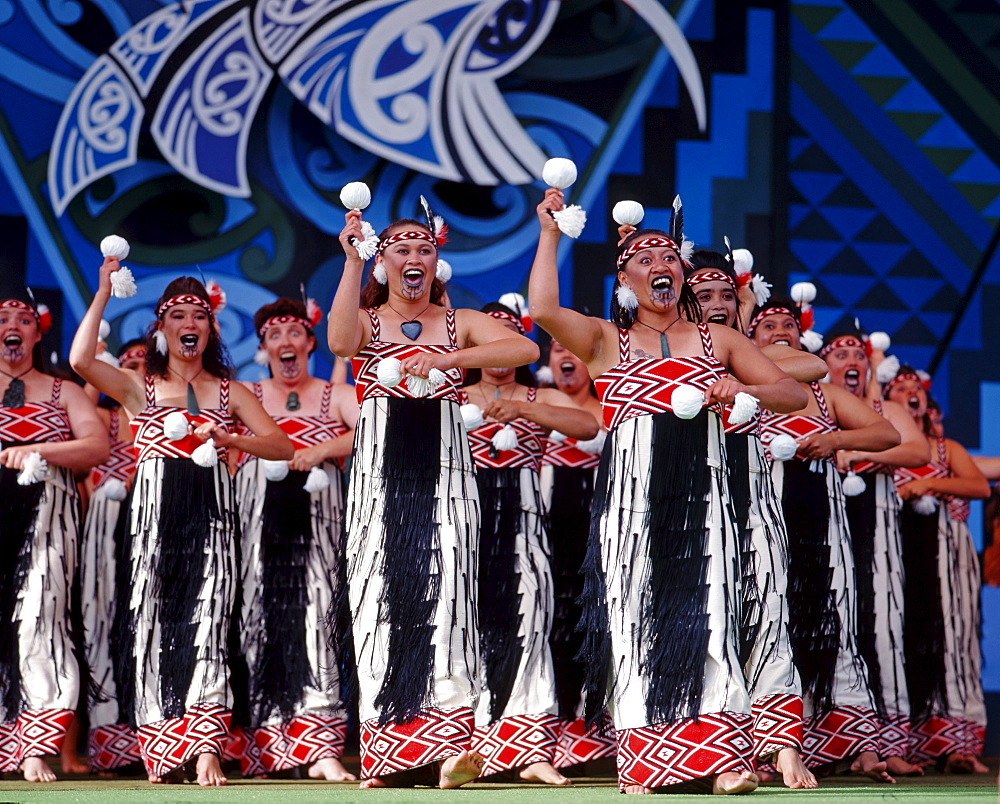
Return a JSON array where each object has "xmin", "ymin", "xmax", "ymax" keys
[
  {"xmin": 153, "ymin": 330, "xmax": 167, "ymax": 355},
  {"xmin": 373, "ymin": 262, "xmax": 387, "ymax": 284},
  {"xmin": 616, "ymin": 284, "xmax": 638, "ymax": 311}
]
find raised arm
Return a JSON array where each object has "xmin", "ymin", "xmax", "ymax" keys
[
  {"xmin": 527, "ymin": 188, "xmax": 607, "ymax": 365},
  {"xmin": 69, "ymin": 256, "xmax": 145, "ymax": 413},
  {"xmin": 327, "ymin": 210, "xmax": 370, "ymax": 358}
]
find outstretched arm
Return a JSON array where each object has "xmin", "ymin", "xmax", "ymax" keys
[{"xmin": 327, "ymin": 210, "xmax": 370, "ymax": 358}]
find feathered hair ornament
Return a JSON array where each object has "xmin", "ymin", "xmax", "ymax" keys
[
  {"xmin": 669, "ymin": 196, "xmax": 695, "ymax": 266},
  {"xmin": 204, "ymin": 279, "xmax": 227, "ymax": 315},
  {"xmin": 724, "ymin": 235, "xmax": 771, "ymax": 306},
  {"xmin": 419, "ymin": 195, "xmax": 449, "ymax": 247},
  {"xmin": 300, "ymin": 283, "xmax": 324, "ymax": 328}
]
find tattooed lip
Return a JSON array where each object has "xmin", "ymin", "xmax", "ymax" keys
[
  {"xmin": 179, "ymin": 334, "xmax": 199, "ymax": 347},
  {"xmin": 402, "ymin": 268, "xmax": 424, "ymax": 286},
  {"xmin": 707, "ymin": 314, "xmax": 728, "ymax": 325},
  {"xmin": 560, "ymin": 361, "xmax": 575, "ymax": 374},
  {"xmin": 650, "ymin": 275, "xmax": 673, "ymax": 291}
]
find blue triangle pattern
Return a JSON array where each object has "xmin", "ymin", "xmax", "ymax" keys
[
  {"xmin": 949, "ymin": 151, "xmax": 1000, "ymax": 184},
  {"xmin": 790, "ymin": 171, "xmax": 843, "ymax": 205},
  {"xmin": 851, "ymin": 242, "xmax": 911, "ymax": 274},
  {"xmin": 918, "ymin": 115, "xmax": 975, "ymax": 149},
  {"xmin": 851, "ymin": 45, "xmax": 908, "ymax": 78},
  {"xmin": 818, "ymin": 205, "xmax": 878, "ymax": 239},
  {"xmin": 817, "ymin": 273, "xmax": 878, "ymax": 306},
  {"xmin": 883, "ymin": 80, "xmax": 940, "ymax": 113},
  {"xmin": 884, "ymin": 277, "xmax": 946, "ymax": 308},
  {"xmin": 789, "ymin": 238, "xmax": 845, "ymax": 271},
  {"xmin": 816, "ymin": 4, "xmax": 875, "ymax": 43}
]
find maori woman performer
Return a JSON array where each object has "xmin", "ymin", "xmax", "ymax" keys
[
  {"xmin": 233, "ymin": 298, "xmax": 358, "ymax": 781},
  {"xmin": 884, "ymin": 369, "xmax": 989, "ymax": 773},
  {"xmin": 686, "ymin": 254, "xmax": 823, "ymax": 790},
  {"xmin": 538, "ymin": 339, "xmax": 614, "ymax": 770},
  {"xmin": 70, "ymin": 261, "xmax": 291, "ymax": 786},
  {"xmin": 462, "ymin": 303, "xmax": 598, "ymax": 785},
  {"xmin": 0, "ymin": 296, "xmax": 107, "ymax": 782},
  {"xmin": 528, "ymin": 188, "xmax": 807, "ymax": 795},
  {"xmin": 821, "ymin": 335, "xmax": 928, "ymax": 775},
  {"xmin": 82, "ymin": 338, "xmax": 147, "ymax": 774},
  {"xmin": 750, "ymin": 300, "xmax": 899, "ymax": 781},
  {"xmin": 327, "ymin": 210, "xmax": 538, "ymax": 789}
]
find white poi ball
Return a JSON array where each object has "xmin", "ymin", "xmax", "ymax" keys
[
  {"xmin": 339, "ymin": 181, "xmax": 372, "ymax": 211},
  {"xmin": 612, "ymin": 200, "xmax": 644, "ymax": 226},
  {"xmin": 542, "ymin": 157, "xmax": 578, "ymax": 189},
  {"xmin": 790, "ymin": 281, "xmax": 817, "ymax": 304},
  {"xmin": 769, "ymin": 434, "xmax": 798, "ymax": 461},
  {"xmin": 163, "ymin": 411, "xmax": 189, "ymax": 441},
  {"xmin": 100, "ymin": 234, "xmax": 130, "ymax": 260},
  {"xmin": 868, "ymin": 331, "xmax": 891, "ymax": 351},
  {"xmin": 671, "ymin": 385, "xmax": 704, "ymax": 419}
]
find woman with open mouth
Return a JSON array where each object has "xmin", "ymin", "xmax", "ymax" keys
[
  {"xmin": 460, "ymin": 303, "xmax": 598, "ymax": 786},
  {"xmin": 327, "ymin": 210, "xmax": 538, "ymax": 790},
  {"xmin": 883, "ymin": 368, "xmax": 990, "ymax": 774},
  {"xmin": 820, "ymin": 333, "xmax": 929, "ymax": 777},
  {"xmin": 232, "ymin": 297, "xmax": 358, "ymax": 781},
  {"xmin": 71, "ymin": 267, "xmax": 292, "ymax": 786},
  {"xmin": 528, "ymin": 188, "xmax": 807, "ymax": 795},
  {"xmin": 0, "ymin": 296, "xmax": 107, "ymax": 782},
  {"xmin": 686, "ymin": 254, "xmax": 828, "ymax": 790},
  {"xmin": 750, "ymin": 300, "xmax": 900, "ymax": 783}
]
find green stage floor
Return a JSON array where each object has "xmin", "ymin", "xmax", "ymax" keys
[{"xmin": 0, "ymin": 770, "xmax": 997, "ymax": 803}]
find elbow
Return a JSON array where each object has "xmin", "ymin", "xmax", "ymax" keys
[
  {"xmin": 774, "ymin": 382, "xmax": 808, "ymax": 413},
  {"xmin": 516, "ymin": 337, "xmax": 540, "ymax": 365},
  {"xmin": 973, "ymin": 480, "xmax": 991, "ymax": 500},
  {"xmin": 277, "ymin": 435, "xmax": 294, "ymax": 461},
  {"xmin": 878, "ymin": 424, "xmax": 901, "ymax": 451}
]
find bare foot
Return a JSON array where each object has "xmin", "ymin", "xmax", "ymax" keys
[
  {"xmin": 196, "ymin": 752, "xmax": 227, "ymax": 786},
  {"xmin": 755, "ymin": 769, "xmax": 774, "ymax": 782},
  {"xmin": 774, "ymin": 747, "xmax": 817, "ymax": 789},
  {"xmin": 518, "ymin": 760, "xmax": 572, "ymax": 786},
  {"xmin": 943, "ymin": 753, "xmax": 974, "ymax": 774},
  {"xmin": 60, "ymin": 716, "xmax": 86, "ymax": 774},
  {"xmin": 884, "ymin": 755, "xmax": 924, "ymax": 776},
  {"xmin": 359, "ymin": 776, "xmax": 387, "ymax": 788},
  {"xmin": 713, "ymin": 770, "xmax": 759, "ymax": 794},
  {"xmin": 308, "ymin": 756, "xmax": 357, "ymax": 781},
  {"xmin": 850, "ymin": 751, "xmax": 895, "ymax": 783},
  {"xmin": 148, "ymin": 767, "xmax": 184, "ymax": 783},
  {"xmin": 969, "ymin": 755, "xmax": 990, "ymax": 774},
  {"xmin": 21, "ymin": 756, "xmax": 57, "ymax": 782},
  {"xmin": 438, "ymin": 750, "xmax": 484, "ymax": 789},
  {"xmin": 623, "ymin": 784, "xmax": 652, "ymax": 794}
]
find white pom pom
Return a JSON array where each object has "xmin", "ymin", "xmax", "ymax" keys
[
  {"xmin": 17, "ymin": 451, "xmax": 48, "ymax": 485},
  {"xmin": 303, "ymin": 465, "xmax": 330, "ymax": 493},
  {"xmin": 191, "ymin": 438, "xmax": 218, "ymax": 467},
  {"xmin": 876, "ymin": 354, "xmax": 900, "ymax": 384},
  {"xmin": 680, "ymin": 239, "xmax": 694, "ymax": 265},
  {"xmin": 110, "ymin": 266, "xmax": 137, "ymax": 298},
  {"xmin": 912, "ymin": 494, "xmax": 939, "ymax": 515},
  {"xmin": 769, "ymin": 434, "xmax": 798, "ymax": 461},
  {"xmin": 376, "ymin": 357, "xmax": 403, "ymax": 388},
  {"xmin": 790, "ymin": 282, "xmax": 817, "ymax": 304},
  {"xmin": 253, "ymin": 348, "xmax": 270, "ymax": 367},
  {"xmin": 549, "ymin": 429, "xmax": 568, "ymax": 443},
  {"xmin": 427, "ymin": 368, "xmax": 448, "ymax": 393},
  {"xmin": 552, "ymin": 205, "xmax": 587, "ymax": 238},
  {"xmin": 101, "ymin": 477, "xmax": 128, "ymax": 501},
  {"xmin": 153, "ymin": 330, "xmax": 167, "ymax": 355},
  {"xmin": 372, "ymin": 261, "xmax": 387, "ymax": 284},
  {"xmin": 436, "ymin": 258, "xmax": 452, "ymax": 282},
  {"xmin": 491, "ymin": 424, "xmax": 519, "ymax": 451},
  {"xmin": 612, "ymin": 200, "xmax": 644, "ymax": 226},
  {"xmin": 842, "ymin": 470, "xmax": 866, "ymax": 497},
  {"xmin": 801, "ymin": 330, "xmax": 824, "ymax": 353},
  {"xmin": 728, "ymin": 392, "xmax": 759, "ymax": 426},
  {"xmin": 460, "ymin": 403, "xmax": 484, "ymax": 430},
  {"xmin": 751, "ymin": 275, "xmax": 772, "ymax": 306},
  {"xmin": 916, "ymin": 370, "xmax": 931, "ymax": 385},
  {"xmin": 261, "ymin": 459, "xmax": 289, "ymax": 482},
  {"xmin": 498, "ymin": 292, "xmax": 526, "ymax": 318},
  {"xmin": 542, "ymin": 157, "xmax": 578, "ymax": 189},
  {"xmin": 98, "ymin": 319, "xmax": 111, "ymax": 340},
  {"xmin": 407, "ymin": 373, "xmax": 431, "ymax": 398},
  {"xmin": 868, "ymin": 331, "xmax": 890, "ymax": 351},
  {"xmin": 162, "ymin": 411, "xmax": 189, "ymax": 441},
  {"xmin": 535, "ymin": 365, "xmax": 554, "ymax": 385},
  {"xmin": 100, "ymin": 234, "xmax": 130, "ymax": 259},
  {"xmin": 731, "ymin": 248, "xmax": 754, "ymax": 275},
  {"xmin": 671, "ymin": 385, "xmax": 704, "ymax": 419},
  {"xmin": 356, "ymin": 221, "xmax": 380, "ymax": 262},
  {"xmin": 96, "ymin": 351, "xmax": 120, "ymax": 368},
  {"xmin": 339, "ymin": 181, "xmax": 372, "ymax": 210},
  {"xmin": 615, "ymin": 284, "xmax": 638, "ymax": 312},
  {"xmin": 577, "ymin": 430, "xmax": 607, "ymax": 455}
]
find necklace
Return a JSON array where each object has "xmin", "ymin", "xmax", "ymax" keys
[
  {"xmin": 480, "ymin": 378, "xmax": 517, "ymax": 402},
  {"xmin": 634, "ymin": 316, "xmax": 682, "ymax": 358},
  {"xmin": 0, "ymin": 365, "xmax": 33, "ymax": 408},
  {"xmin": 386, "ymin": 302, "xmax": 432, "ymax": 340},
  {"xmin": 285, "ymin": 391, "xmax": 300, "ymax": 411},
  {"xmin": 168, "ymin": 365, "xmax": 204, "ymax": 415}
]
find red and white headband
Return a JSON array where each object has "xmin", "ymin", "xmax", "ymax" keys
[
  {"xmin": 686, "ymin": 270, "xmax": 735, "ymax": 290},
  {"xmin": 747, "ymin": 306, "xmax": 797, "ymax": 338},
  {"xmin": 119, "ymin": 344, "xmax": 147, "ymax": 362},
  {"xmin": 883, "ymin": 371, "xmax": 923, "ymax": 397},
  {"xmin": 156, "ymin": 293, "xmax": 212, "ymax": 317},
  {"xmin": 818, "ymin": 334, "xmax": 866, "ymax": 360},
  {"xmin": 488, "ymin": 309, "xmax": 525, "ymax": 334},
  {"xmin": 0, "ymin": 299, "xmax": 51, "ymax": 334},
  {"xmin": 377, "ymin": 230, "xmax": 438, "ymax": 255},
  {"xmin": 617, "ymin": 235, "xmax": 685, "ymax": 269}
]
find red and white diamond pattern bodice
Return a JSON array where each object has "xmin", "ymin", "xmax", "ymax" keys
[
  {"xmin": 131, "ymin": 376, "xmax": 233, "ymax": 463},
  {"xmin": 542, "ymin": 436, "xmax": 601, "ymax": 469},
  {"xmin": 760, "ymin": 382, "xmax": 835, "ymax": 462},
  {"xmin": 721, "ymin": 404, "xmax": 762, "ymax": 436},
  {"xmin": 91, "ymin": 407, "xmax": 136, "ymax": 488},
  {"xmin": 0, "ymin": 378, "xmax": 70, "ymax": 445},
  {"xmin": 462, "ymin": 386, "xmax": 546, "ymax": 471},
  {"xmin": 847, "ymin": 398, "xmax": 892, "ymax": 475},
  {"xmin": 352, "ymin": 308, "xmax": 464, "ymax": 404},
  {"xmin": 895, "ymin": 437, "xmax": 968, "ymax": 519},
  {"xmin": 594, "ymin": 324, "xmax": 726, "ymax": 432}
]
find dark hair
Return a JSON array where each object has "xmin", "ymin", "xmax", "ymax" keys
[
  {"xmin": 253, "ymin": 297, "xmax": 317, "ymax": 353},
  {"xmin": 359, "ymin": 220, "xmax": 448, "ymax": 308},
  {"xmin": 748, "ymin": 295, "xmax": 802, "ymax": 337},
  {"xmin": 117, "ymin": 337, "xmax": 146, "ymax": 357},
  {"xmin": 611, "ymin": 229, "xmax": 700, "ymax": 328},
  {"xmin": 1, "ymin": 295, "xmax": 46, "ymax": 370},
  {"xmin": 144, "ymin": 277, "xmax": 233, "ymax": 379},
  {"xmin": 462, "ymin": 303, "xmax": 537, "ymax": 387}
]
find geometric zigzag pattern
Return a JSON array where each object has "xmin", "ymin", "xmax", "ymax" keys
[
  {"xmin": 245, "ymin": 713, "xmax": 348, "ymax": 774},
  {"xmin": 801, "ymin": 705, "xmax": 877, "ymax": 768},
  {"xmin": 472, "ymin": 712, "xmax": 559, "ymax": 776},
  {"xmin": 909, "ymin": 715, "xmax": 982, "ymax": 762},
  {"xmin": 553, "ymin": 716, "xmax": 616, "ymax": 769},
  {"xmin": 877, "ymin": 713, "xmax": 911, "ymax": 759},
  {"xmin": 17, "ymin": 708, "xmax": 74, "ymax": 764},
  {"xmin": 136, "ymin": 702, "xmax": 231, "ymax": 778},
  {"xmin": 0, "ymin": 721, "xmax": 16, "ymax": 773},
  {"xmin": 751, "ymin": 693, "xmax": 804, "ymax": 759},
  {"xmin": 359, "ymin": 707, "xmax": 474, "ymax": 780},
  {"xmin": 616, "ymin": 712, "xmax": 753, "ymax": 791},
  {"xmin": 89, "ymin": 723, "xmax": 141, "ymax": 771}
]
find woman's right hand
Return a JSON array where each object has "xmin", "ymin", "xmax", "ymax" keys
[
  {"xmin": 98, "ymin": 256, "xmax": 119, "ymax": 295},
  {"xmin": 338, "ymin": 209, "xmax": 364, "ymax": 259},
  {"xmin": 537, "ymin": 188, "xmax": 563, "ymax": 233}
]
